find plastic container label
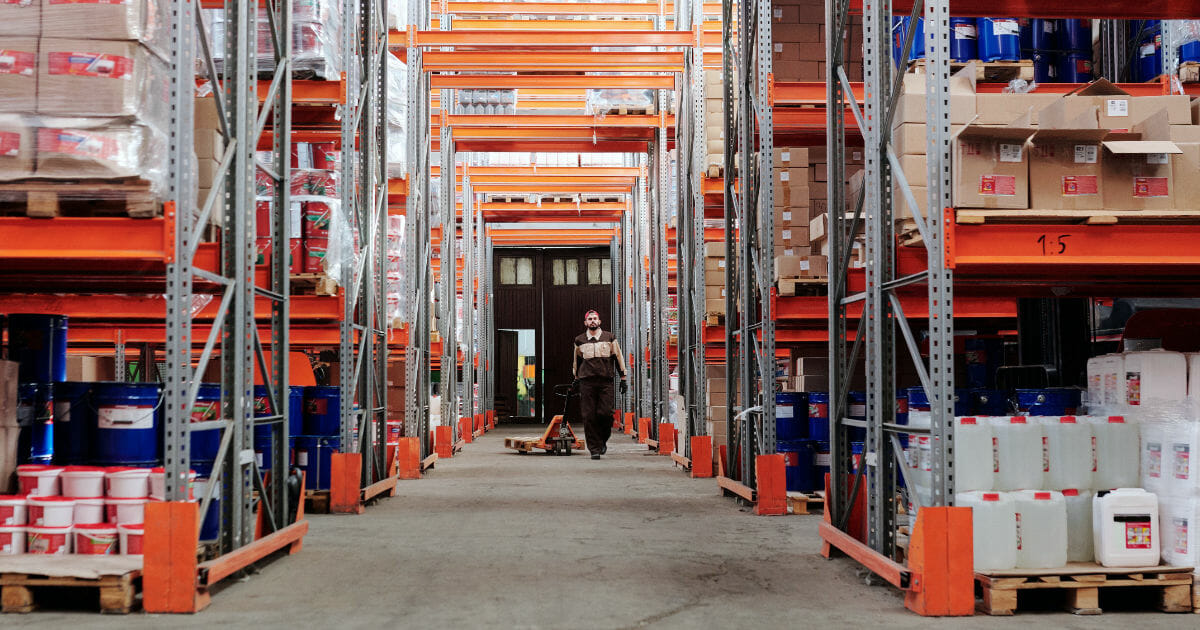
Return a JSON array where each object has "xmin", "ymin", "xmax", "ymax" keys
[
  {"xmin": 297, "ymin": 451, "xmax": 309, "ymax": 466},
  {"xmin": 1147, "ymin": 443, "xmax": 1162, "ymax": 478},
  {"xmin": 1173, "ymin": 444, "xmax": 1190, "ymax": 480},
  {"xmin": 1125, "ymin": 520, "xmax": 1152, "ymax": 549},
  {"xmin": 777, "ymin": 405, "xmax": 794, "ymax": 419},
  {"xmin": 994, "ymin": 19, "xmax": 1019, "ymax": 36},
  {"xmin": 953, "ymin": 24, "xmax": 977, "ymax": 39},
  {"xmin": 1126, "ymin": 371, "xmax": 1141, "ymax": 405},
  {"xmin": 815, "ymin": 452, "xmax": 830, "ymax": 467},
  {"xmin": 1171, "ymin": 517, "xmax": 1189, "ymax": 555},
  {"xmin": 98, "ymin": 405, "xmax": 154, "ymax": 430}
]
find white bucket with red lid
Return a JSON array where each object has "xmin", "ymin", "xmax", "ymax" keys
[
  {"xmin": 105, "ymin": 498, "xmax": 147, "ymax": 525},
  {"xmin": 105, "ymin": 467, "xmax": 151, "ymax": 498},
  {"xmin": 16, "ymin": 465, "xmax": 63, "ymax": 497},
  {"xmin": 0, "ymin": 526, "xmax": 24, "ymax": 554},
  {"xmin": 59, "ymin": 466, "xmax": 107, "ymax": 498},
  {"xmin": 0, "ymin": 496, "xmax": 27, "ymax": 526},
  {"xmin": 117, "ymin": 523, "xmax": 144, "ymax": 556},
  {"xmin": 26, "ymin": 525, "xmax": 72, "ymax": 554},
  {"xmin": 73, "ymin": 497, "xmax": 106, "ymax": 525},
  {"xmin": 148, "ymin": 467, "xmax": 197, "ymax": 501},
  {"xmin": 27, "ymin": 496, "xmax": 75, "ymax": 527},
  {"xmin": 74, "ymin": 523, "xmax": 119, "ymax": 555}
]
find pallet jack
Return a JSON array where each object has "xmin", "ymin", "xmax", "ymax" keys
[{"xmin": 503, "ymin": 384, "xmax": 585, "ymax": 455}]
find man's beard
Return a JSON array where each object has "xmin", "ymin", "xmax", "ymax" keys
[{"xmin": 587, "ymin": 323, "xmax": 600, "ymax": 330}]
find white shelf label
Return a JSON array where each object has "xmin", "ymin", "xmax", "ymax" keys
[{"xmin": 1074, "ymin": 145, "xmax": 1098, "ymax": 164}]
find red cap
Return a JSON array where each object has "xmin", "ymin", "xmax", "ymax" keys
[
  {"xmin": 1034, "ymin": 492, "xmax": 1051, "ymax": 500},
  {"xmin": 960, "ymin": 417, "xmax": 977, "ymax": 425},
  {"xmin": 1010, "ymin": 416, "xmax": 1027, "ymax": 424},
  {"xmin": 1108, "ymin": 416, "xmax": 1125, "ymax": 424},
  {"xmin": 1062, "ymin": 489, "xmax": 1079, "ymax": 496},
  {"xmin": 982, "ymin": 493, "xmax": 1000, "ymax": 502},
  {"xmin": 1060, "ymin": 416, "xmax": 1077, "ymax": 424}
]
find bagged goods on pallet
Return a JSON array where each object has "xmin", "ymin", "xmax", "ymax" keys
[
  {"xmin": 0, "ymin": 116, "xmax": 167, "ymax": 193},
  {"xmin": 200, "ymin": 0, "xmax": 343, "ymax": 80},
  {"xmin": 586, "ymin": 89, "xmax": 654, "ymax": 117}
]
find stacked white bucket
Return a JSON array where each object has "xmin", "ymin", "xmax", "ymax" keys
[{"xmin": 1092, "ymin": 349, "xmax": 1200, "ymax": 572}]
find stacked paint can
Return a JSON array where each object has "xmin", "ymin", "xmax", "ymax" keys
[
  {"xmin": 1058, "ymin": 19, "xmax": 1093, "ymax": 82},
  {"xmin": 891, "ymin": 17, "xmax": 924, "ymax": 69},
  {"xmin": 7, "ymin": 315, "xmax": 68, "ymax": 466},
  {"xmin": 775, "ymin": 392, "xmax": 816, "ymax": 493},
  {"xmin": 297, "ymin": 386, "xmax": 341, "ymax": 490},
  {"xmin": 1019, "ymin": 19, "xmax": 1059, "ymax": 85},
  {"xmin": 978, "ymin": 18, "xmax": 1021, "ymax": 62},
  {"xmin": 253, "ymin": 385, "xmax": 304, "ymax": 472},
  {"xmin": 188, "ymin": 384, "xmax": 223, "ymax": 478}
]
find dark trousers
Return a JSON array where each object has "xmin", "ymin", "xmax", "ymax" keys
[{"xmin": 578, "ymin": 377, "xmax": 613, "ymax": 454}]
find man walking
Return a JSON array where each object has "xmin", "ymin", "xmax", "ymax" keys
[{"xmin": 572, "ymin": 309, "xmax": 628, "ymax": 459}]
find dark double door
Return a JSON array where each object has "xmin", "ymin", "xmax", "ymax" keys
[{"xmin": 493, "ymin": 247, "xmax": 613, "ymax": 422}]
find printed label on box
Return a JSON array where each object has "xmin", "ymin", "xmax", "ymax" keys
[
  {"xmin": 1073, "ymin": 144, "xmax": 1098, "ymax": 164},
  {"xmin": 1062, "ymin": 175, "xmax": 1098, "ymax": 196},
  {"xmin": 781, "ymin": 229, "xmax": 791, "ymax": 240},
  {"xmin": 1133, "ymin": 177, "xmax": 1169, "ymax": 198},
  {"xmin": 1173, "ymin": 443, "xmax": 1190, "ymax": 480},
  {"xmin": 799, "ymin": 260, "xmax": 810, "ymax": 271},
  {"xmin": 979, "ymin": 175, "xmax": 1017, "ymax": 196},
  {"xmin": 37, "ymin": 128, "xmax": 120, "ymax": 161},
  {"xmin": 962, "ymin": 141, "xmax": 983, "ymax": 157},
  {"xmin": 0, "ymin": 49, "xmax": 35, "ymax": 76},
  {"xmin": 780, "ymin": 171, "xmax": 789, "ymax": 182},
  {"xmin": 47, "ymin": 52, "xmax": 134, "ymax": 80},
  {"xmin": 1147, "ymin": 442, "xmax": 1161, "ymax": 478},
  {"xmin": 782, "ymin": 211, "xmax": 792, "ymax": 222},
  {"xmin": 1146, "ymin": 153, "xmax": 1169, "ymax": 165},
  {"xmin": 1107, "ymin": 98, "xmax": 1129, "ymax": 117},
  {"xmin": 999, "ymin": 143, "xmax": 1024, "ymax": 163},
  {"xmin": 1125, "ymin": 520, "xmax": 1153, "ymax": 549},
  {"xmin": 1172, "ymin": 517, "xmax": 1189, "ymax": 555},
  {"xmin": 780, "ymin": 151, "xmax": 790, "ymax": 161},
  {"xmin": 0, "ymin": 131, "xmax": 19, "ymax": 157}
]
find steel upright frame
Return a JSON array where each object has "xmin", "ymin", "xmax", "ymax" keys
[
  {"xmin": 164, "ymin": 0, "xmax": 294, "ymax": 549},
  {"xmin": 825, "ymin": 0, "xmax": 956, "ymax": 560},
  {"xmin": 404, "ymin": 0, "xmax": 433, "ymax": 457},
  {"xmin": 722, "ymin": 0, "xmax": 775, "ymax": 487},
  {"xmin": 339, "ymin": 0, "xmax": 391, "ymax": 486}
]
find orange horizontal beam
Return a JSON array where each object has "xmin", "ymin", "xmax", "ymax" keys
[
  {"xmin": 430, "ymin": 74, "xmax": 675, "ymax": 89},
  {"xmin": 414, "ymin": 29, "xmax": 695, "ymax": 47},
  {"xmin": 482, "ymin": 210, "xmax": 623, "ymax": 222},
  {"xmin": 453, "ymin": 140, "xmax": 650, "ymax": 153},
  {"xmin": 773, "ymin": 81, "xmax": 864, "ymax": 105},
  {"xmin": 432, "ymin": 18, "xmax": 658, "ymax": 30},
  {"xmin": 473, "ymin": 183, "xmax": 631, "ymax": 194},
  {"xmin": 419, "ymin": 50, "xmax": 686, "ymax": 72},
  {"xmin": 430, "ymin": 2, "xmax": 698, "ymax": 15},
  {"xmin": 479, "ymin": 202, "xmax": 626, "ymax": 210},
  {"xmin": 447, "ymin": 114, "xmax": 671, "ymax": 128},
  {"xmin": 260, "ymin": 79, "xmax": 346, "ymax": 105},
  {"xmin": 65, "ymin": 323, "xmax": 353, "ymax": 347},
  {"xmin": 773, "ymin": 294, "xmax": 1017, "ymax": 320},
  {"xmin": 0, "ymin": 293, "xmax": 344, "ymax": 322}
]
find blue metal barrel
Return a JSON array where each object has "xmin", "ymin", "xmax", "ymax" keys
[
  {"xmin": 978, "ymin": 18, "xmax": 1021, "ymax": 62},
  {"xmin": 51, "ymin": 381, "xmax": 92, "ymax": 465},
  {"xmin": 91, "ymin": 382, "xmax": 162, "ymax": 467},
  {"xmin": 775, "ymin": 392, "xmax": 808, "ymax": 441},
  {"xmin": 7, "ymin": 314, "xmax": 68, "ymax": 383}
]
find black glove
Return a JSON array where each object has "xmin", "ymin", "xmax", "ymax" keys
[{"xmin": 619, "ymin": 379, "xmax": 628, "ymax": 394}]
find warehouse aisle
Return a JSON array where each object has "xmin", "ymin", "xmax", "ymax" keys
[{"xmin": 19, "ymin": 425, "xmax": 1192, "ymax": 627}]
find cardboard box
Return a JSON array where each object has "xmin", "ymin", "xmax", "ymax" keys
[
  {"xmin": 707, "ymin": 405, "xmax": 727, "ymax": 422},
  {"xmin": 706, "ymin": 389, "xmax": 726, "ymax": 409},
  {"xmin": 0, "ymin": 360, "xmax": 15, "ymax": 428},
  {"xmin": 42, "ymin": 0, "xmax": 165, "ymax": 46},
  {"xmin": 707, "ymin": 378, "xmax": 726, "ymax": 393},
  {"xmin": 775, "ymin": 255, "xmax": 804, "ymax": 280},
  {"xmin": 799, "ymin": 255, "xmax": 827, "ymax": 277},
  {"xmin": 705, "ymin": 298, "xmax": 726, "ymax": 315},
  {"xmin": 0, "ymin": 38, "xmax": 37, "ymax": 113},
  {"xmin": 704, "ymin": 257, "xmax": 726, "ymax": 273},
  {"xmin": 1028, "ymin": 128, "xmax": 1108, "ymax": 210},
  {"xmin": 893, "ymin": 64, "xmax": 977, "ymax": 126},
  {"xmin": 1101, "ymin": 140, "xmax": 1181, "ymax": 210},
  {"xmin": 775, "ymin": 167, "xmax": 808, "ymax": 186},
  {"xmin": 705, "ymin": 365, "xmax": 726, "ymax": 379},
  {"xmin": 1171, "ymin": 141, "xmax": 1200, "ymax": 211},
  {"xmin": 774, "ymin": 245, "xmax": 810, "ymax": 257},
  {"xmin": 975, "ymin": 93, "xmax": 1062, "ymax": 126},
  {"xmin": 795, "ymin": 356, "xmax": 828, "ymax": 375},
  {"xmin": 898, "ymin": 153, "xmax": 926, "ymax": 187},
  {"xmin": 952, "ymin": 123, "xmax": 1035, "ymax": 209},
  {"xmin": 703, "ymin": 242, "xmax": 726, "ymax": 257},
  {"xmin": 705, "ymin": 285, "xmax": 725, "ymax": 300},
  {"xmin": 36, "ymin": 121, "xmax": 160, "ymax": 180},
  {"xmin": 1038, "ymin": 80, "xmax": 1189, "ymax": 131},
  {"xmin": 38, "ymin": 39, "xmax": 169, "ymax": 120},
  {"xmin": 0, "ymin": 116, "xmax": 34, "ymax": 180},
  {"xmin": 0, "ymin": 2, "xmax": 39, "ymax": 37},
  {"xmin": 893, "ymin": 123, "xmax": 966, "ymax": 156},
  {"xmin": 774, "ymin": 225, "xmax": 808, "ymax": 247},
  {"xmin": 793, "ymin": 374, "xmax": 829, "ymax": 391},
  {"xmin": 705, "ymin": 269, "xmax": 726, "ymax": 285},
  {"xmin": 194, "ymin": 127, "xmax": 224, "ymax": 160},
  {"xmin": 773, "ymin": 147, "xmax": 808, "ymax": 168},
  {"xmin": 773, "ymin": 182, "xmax": 810, "ymax": 207},
  {"xmin": 774, "ymin": 206, "xmax": 802, "ymax": 228},
  {"xmin": 67, "ymin": 356, "xmax": 117, "ymax": 382}
]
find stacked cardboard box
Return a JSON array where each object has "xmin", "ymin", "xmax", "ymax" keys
[
  {"xmin": 889, "ymin": 73, "xmax": 1200, "ymax": 217},
  {"xmin": 705, "ymin": 364, "xmax": 727, "ymax": 475},
  {"xmin": 387, "ymin": 360, "xmax": 407, "ymax": 418},
  {"xmin": 772, "ymin": 146, "xmax": 810, "ymax": 259},
  {"xmin": 703, "ymin": 241, "xmax": 726, "ymax": 319},
  {"xmin": 0, "ymin": 0, "xmax": 171, "ymax": 201},
  {"xmin": 771, "ymin": 0, "xmax": 862, "ymax": 82},
  {"xmin": 704, "ymin": 70, "xmax": 725, "ymax": 173}
]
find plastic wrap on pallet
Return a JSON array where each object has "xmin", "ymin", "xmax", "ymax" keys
[
  {"xmin": 386, "ymin": 0, "xmax": 408, "ymax": 32},
  {"xmin": 0, "ymin": 115, "xmax": 167, "ymax": 196},
  {"xmin": 586, "ymin": 88, "xmax": 654, "ymax": 118},
  {"xmin": 41, "ymin": 0, "xmax": 170, "ymax": 53},
  {"xmin": 386, "ymin": 123, "xmax": 406, "ymax": 178},
  {"xmin": 386, "ymin": 214, "xmax": 407, "ymax": 323},
  {"xmin": 0, "ymin": 38, "xmax": 171, "ymax": 134},
  {"xmin": 1169, "ymin": 20, "xmax": 1200, "ymax": 48},
  {"xmin": 200, "ymin": 2, "xmax": 343, "ymax": 80},
  {"xmin": 386, "ymin": 54, "xmax": 408, "ymax": 127}
]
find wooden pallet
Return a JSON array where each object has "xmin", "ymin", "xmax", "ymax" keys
[
  {"xmin": 786, "ymin": 490, "xmax": 825, "ymax": 515},
  {"xmin": 580, "ymin": 195, "xmax": 623, "ymax": 203},
  {"xmin": 592, "ymin": 105, "xmax": 656, "ymax": 116},
  {"xmin": 304, "ymin": 489, "xmax": 330, "ymax": 514},
  {"xmin": 908, "ymin": 59, "xmax": 1034, "ymax": 83},
  {"xmin": 1180, "ymin": 62, "xmax": 1200, "ymax": 84},
  {"xmin": 777, "ymin": 276, "xmax": 828, "ymax": 296},
  {"xmin": 976, "ymin": 563, "xmax": 1195, "ymax": 616},
  {"xmin": 485, "ymin": 195, "xmax": 530, "ymax": 203},
  {"xmin": 705, "ymin": 312, "xmax": 725, "ymax": 326},
  {"xmin": 0, "ymin": 179, "xmax": 159, "ymax": 218},
  {"xmin": 956, "ymin": 209, "xmax": 1200, "ymax": 226},
  {"xmin": 503, "ymin": 435, "xmax": 585, "ymax": 454},
  {"xmin": 0, "ymin": 556, "xmax": 142, "ymax": 614},
  {"xmin": 290, "ymin": 273, "xmax": 339, "ymax": 296},
  {"xmin": 539, "ymin": 195, "xmax": 577, "ymax": 204}
]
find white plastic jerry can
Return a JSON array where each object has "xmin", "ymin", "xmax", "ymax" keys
[
  {"xmin": 1039, "ymin": 416, "xmax": 1093, "ymax": 491},
  {"xmin": 990, "ymin": 416, "xmax": 1044, "ymax": 491},
  {"xmin": 1084, "ymin": 415, "xmax": 1140, "ymax": 490},
  {"xmin": 1093, "ymin": 488, "xmax": 1160, "ymax": 568},
  {"xmin": 1061, "ymin": 489, "xmax": 1096, "ymax": 563},
  {"xmin": 1123, "ymin": 350, "xmax": 1187, "ymax": 406},
  {"xmin": 953, "ymin": 417, "xmax": 995, "ymax": 492},
  {"xmin": 957, "ymin": 491, "xmax": 1017, "ymax": 571},
  {"xmin": 1012, "ymin": 490, "xmax": 1068, "ymax": 569}
]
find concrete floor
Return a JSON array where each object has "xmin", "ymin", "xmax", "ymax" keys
[{"xmin": 10, "ymin": 424, "xmax": 1197, "ymax": 628}]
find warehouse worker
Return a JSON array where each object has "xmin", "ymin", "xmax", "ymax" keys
[{"xmin": 572, "ymin": 309, "xmax": 628, "ymax": 460}]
